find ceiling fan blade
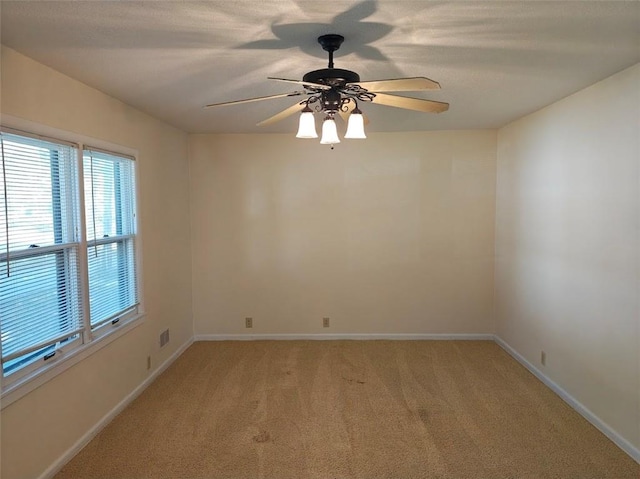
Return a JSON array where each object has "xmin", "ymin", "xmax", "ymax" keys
[
  {"xmin": 370, "ymin": 93, "xmax": 449, "ymax": 113},
  {"xmin": 204, "ymin": 91, "xmax": 306, "ymax": 108},
  {"xmin": 349, "ymin": 77, "xmax": 441, "ymax": 92},
  {"xmin": 268, "ymin": 77, "xmax": 331, "ymax": 90},
  {"xmin": 257, "ymin": 101, "xmax": 307, "ymax": 127}
]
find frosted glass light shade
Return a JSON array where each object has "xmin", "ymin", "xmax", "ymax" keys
[
  {"xmin": 320, "ymin": 118, "xmax": 340, "ymax": 144},
  {"xmin": 344, "ymin": 112, "xmax": 366, "ymax": 139},
  {"xmin": 296, "ymin": 111, "xmax": 318, "ymax": 138}
]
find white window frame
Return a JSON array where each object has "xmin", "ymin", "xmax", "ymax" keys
[
  {"xmin": 0, "ymin": 117, "xmax": 145, "ymax": 408},
  {"xmin": 82, "ymin": 146, "xmax": 140, "ymax": 334}
]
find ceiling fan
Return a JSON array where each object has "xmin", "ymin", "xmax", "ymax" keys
[{"xmin": 205, "ymin": 34, "xmax": 449, "ymax": 145}]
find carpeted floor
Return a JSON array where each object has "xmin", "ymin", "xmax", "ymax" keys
[{"xmin": 55, "ymin": 340, "xmax": 639, "ymax": 479}]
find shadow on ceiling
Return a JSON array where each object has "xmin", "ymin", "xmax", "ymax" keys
[{"xmin": 235, "ymin": 0, "xmax": 393, "ymax": 62}]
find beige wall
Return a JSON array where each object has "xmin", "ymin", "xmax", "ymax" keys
[
  {"xmin": 495, "ymin": 64, "xmax": 640, "ymax": 451},
  {"xmin": 5, "ymin": 37, "xmax": 635, "ymax": 478},
  {"xmin": 0, "ymin": 46, "xmax": 193, "ymax": 479},
  {"xmin": 189, "ymin": 130, "xmax": 497, "ymax": 335}
]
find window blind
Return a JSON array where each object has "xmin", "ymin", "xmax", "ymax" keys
[
  {"xmin": 0, "ymin": 128, "xmax": 142, "ymax": 382},
  {"xmin": 0, "ymin": 132, "xmax": 83, "ymax": 374},
  {"xmin": 83, "ymin": 149, "xmax": 138, "ymax": 329}
]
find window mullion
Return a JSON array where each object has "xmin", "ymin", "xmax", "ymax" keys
[{"xmin": 75, "ymin": 145, "xmax": 93, "ymax": 343}]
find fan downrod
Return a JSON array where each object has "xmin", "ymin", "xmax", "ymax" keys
[
  {"xmin": 318, "ymin": 34, "xmax": 344, "ymax": 68},
  {"xmin": 303, "ymin": 34, "xmax": 360, "ymax": 87}
]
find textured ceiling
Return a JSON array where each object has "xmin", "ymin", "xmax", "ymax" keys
[{"xmin": 1, "ymin": 0, "xmax": 639, "ymax": 134}]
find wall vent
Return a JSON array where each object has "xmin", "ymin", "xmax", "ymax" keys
[{"xmin": 160, "ymin": 329, "xmax": 170, "ymax": 347}]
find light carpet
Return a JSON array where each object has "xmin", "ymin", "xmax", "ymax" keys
[{"xmin": 55, "ymin": 340, "xmax": 639, "ymax": 478}]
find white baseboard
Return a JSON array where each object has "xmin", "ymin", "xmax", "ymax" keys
[
  {"xmin": 38, "ymin": 337, "xmax": 194, "ymax": 479},
  {"xmin": 195, "ymin": 333, "xmax": 495, "ymax": 341},
  {"xmin": 494, "ymin": 335, "xmax": 640, "ymax": 464}
]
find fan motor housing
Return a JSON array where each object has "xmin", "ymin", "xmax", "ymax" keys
[{"xmin": 303, "ymin": 68, "xmax": 360, "ymax": 87}]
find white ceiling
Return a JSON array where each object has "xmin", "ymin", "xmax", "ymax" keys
[{"xmin": 1, "ymin": 1, "xmax": 639, "ymax": 134}]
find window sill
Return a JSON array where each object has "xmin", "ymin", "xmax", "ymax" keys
[{"xmin": 1, "ymin": 313, "xmax": 146, "ymax": 409}]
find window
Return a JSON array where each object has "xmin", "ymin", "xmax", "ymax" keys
[
  {"xmin": 84, "ymin": 149, "xmax": 138, "ymax": 329},
  {"xmin": 0, "ymin": 129, "xmax": 140, "ymax": 386}
]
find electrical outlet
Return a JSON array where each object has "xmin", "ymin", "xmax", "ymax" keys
[
  {"xmin": 541, "ymin": 350, "xmax": 546, "ymax": 366},
  {"xmin": 147, "ymin": 356, "xmax": 151, "ymax": 370},
  {"xmin": 323, "ymin": 317, "xmax": 330, "ymax": 328},
  {"xmin": 245, "ymin": 317, "xmax": 253, "ymax": 328}
]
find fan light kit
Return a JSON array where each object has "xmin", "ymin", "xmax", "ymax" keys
[{"xmin": 205, "ymin": 34, "xmax": 449, "ymax": 148}]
